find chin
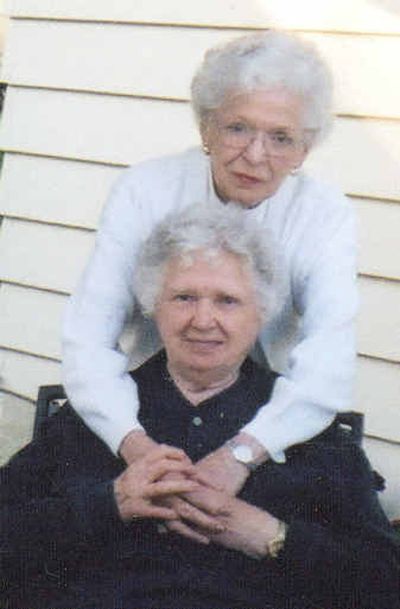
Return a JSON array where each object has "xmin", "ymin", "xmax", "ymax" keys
[{"xmin": 229, "ymin": 187, "xmax": 275, "ymax": 207}]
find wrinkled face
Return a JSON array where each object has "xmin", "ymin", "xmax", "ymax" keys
[
  {"xmin": 202, "ymin": 88, "xmax": 309, "ymax": 207},
  {"xmin": 154, "ymin": 250, "xmax": 263, "ymax": 380}
]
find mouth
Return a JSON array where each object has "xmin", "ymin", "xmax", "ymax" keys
[
  {"xmin": 233, "ymin": 172, "xmax": 263, "ymax": 187},
  {"xmin": 183, "ymin": 338, "xmax": 224, "ymax": 352}
]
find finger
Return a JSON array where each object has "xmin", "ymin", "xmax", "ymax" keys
[
  {"xmin": 146, "ymin": 444, "xmax": 192, "ymax": 465},
  {"xmin": 175, "ymin": 498, "xmax": 226, "ymax": 533},
  {"xmin": 191, "ymin": 469, "xmax": 224, "ymax": 491},
  {"xmin": 183, "ymin": 488, "xmax": 231, "ymax": 516},
  {"xmin": 148, "ymin": 459, "xmax": 195, "ymax": 483},
  {"xmin": 146, "ymin": 479, "xmax": 199, "ymax": 498},
  {"xmin": 165, "ymin": 519, "xmax": 211, "ymax": 544}
]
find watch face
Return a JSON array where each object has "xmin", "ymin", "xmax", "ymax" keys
[{"xmin": 233, "ymin": 444, "xmax": 253, "ymax": 464}]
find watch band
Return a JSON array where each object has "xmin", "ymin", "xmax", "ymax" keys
[
  {"xmin": 226, "ymin": 440, "xmax": 258, "ymax": 471},
  {"xmin": 267, "ymin": 520, "xmax": 287, "ymax": 558}
]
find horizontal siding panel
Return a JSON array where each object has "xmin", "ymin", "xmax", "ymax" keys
[
  {"xmin": 0, "ymin": 348, "xmax": 61, "ymax": 400},
  {"xmin": 0, "ymin": 87, "xmax": 199, "ymax": 165},
  {"xmin": 3, "ymin": 22, "xmax": 400, "ymax": 119},
  {"xmin": 1, "ymin": 87, "xmax": 399, "ymax": 200},
  {"xmin": 6, "ymin": 0, "xmax": 400, "ymax": 34},
  {"xmin": 357, "ymin": 277, "xmax": 400, "ymax": 362},
  {"xmin": 303, "ymin": 32, "xmax": 400, "ymax": 119},
  {"xmin": 0, "ymin": 219, "xmax": 94, "ymax": 293},
  {"xmin": 356, "ymin": 198, "xmax": 400, "ymax": 280},
  {"xmin": 356, "ymin": 356, "xmax": 400, "ymax": 442},
  {"xmin": 305, "ymin": 117, "xmax": 400, "ymax": 201},
  {"xmin": 363, "ymin": 436, "xmax": 400, "ymax": 520},
  {"xmin": 0, "ymin": 154, "xmax": 120, "ymax": 229},
  {"xmin": 1, "ymin": 21, "xmax": 211, "ymax": 101},
  {"xmin": 0, "ymin": 284, "xmax": 66, "ymax": 359}
]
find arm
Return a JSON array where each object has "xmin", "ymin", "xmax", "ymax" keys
[
  {"xmin": 183, "ymin": 444, "xmax": 400, "ymax": 608},
  {"xmin": 62, "ymin": 171, "xmax": 151, "ymax": 456},
  {"xmin": 243, "ymin": 203, "xmax": 358, "ymax": 460}
]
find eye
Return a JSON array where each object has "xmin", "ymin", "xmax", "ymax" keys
[
  {"xmin": 173, "ymin": 293, "xmax": 195, "ymax": 303},
  {"xmin": 217, "ymin": 294, "xmax": 240, "ymax": 306},
  {"xmin": 224, "ymin": 122, "xmax": 249, "ymax": 135},
  {"xmin": 270, "ymin": 130, "xmax": 295, "ymax": 146}
]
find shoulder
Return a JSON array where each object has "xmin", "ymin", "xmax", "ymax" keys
[
  {"xmin": 113, "ymin": 147, "xmax": 206, "ymax": 193},
  {"xmin": 293, "ymin": 172, "xmax": 352, "ymax": 219}
]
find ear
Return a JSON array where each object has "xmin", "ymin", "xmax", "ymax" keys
[
  {"xmin": 199, "ymin": 114, "xmax": 215, "ymax": 153},
  {"xmin": 292, "ymin": 141, "xmax": 310, "ymax": 171}
]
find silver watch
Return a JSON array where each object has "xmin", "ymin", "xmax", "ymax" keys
[{"xmin": 227, "ymin": 440, "xmax": 258, "ymax": 472}]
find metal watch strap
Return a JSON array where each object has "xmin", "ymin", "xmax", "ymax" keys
[{"xmin": 267, "ymin": 520, "xmax": 287, "ymax": 558}]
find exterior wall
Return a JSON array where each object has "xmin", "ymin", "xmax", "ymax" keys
[{"xmin": 0, "ymin": 1, "xmax": 399, "ymax": 512}]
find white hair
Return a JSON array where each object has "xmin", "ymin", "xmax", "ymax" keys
[
  {"xmin": 134, "ymin": 202, "xmax": 285, "ymax": 322},
  {"xmin": 191, "ymin": 30, "xmax": 333, "ymax": 145}
]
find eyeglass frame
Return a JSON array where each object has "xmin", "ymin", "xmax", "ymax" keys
[{"xmin": 210, "ymin": 118, "xmax": 312, "ymax": 158}]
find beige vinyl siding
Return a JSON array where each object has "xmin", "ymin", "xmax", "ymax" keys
[
  {"xmin": 2, "ymin": 21, "xmax": 400, "ymax": 120},
  {"xmin": 0, "ymin": 154, "xmax": 120, "ymax": 229},
  {"xmin": 6, "ymin": 0, "xmax": 400, "ymax": 34},
  {"xmin": 0, "ymin": 219, "xmax": 94, "ymax": 292},
  {"xmin": 0, "ymin": 284, "xmax": 65, "ymax": 359},
  {"xmin": 0, "ymin": 3, "xmax": 399, "ymax": 459},
  {"xmin": 0, "ymin": 348, "xmax": 61, "ymax": 398}
]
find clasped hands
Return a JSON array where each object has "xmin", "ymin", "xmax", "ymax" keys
[{"xmin": 115, "ymin": 431, "xmax": 280, "ymax": 559}]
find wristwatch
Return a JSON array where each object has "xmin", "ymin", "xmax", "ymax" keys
[
  {"xmin": 267, "ymin": 520, "xmax": 287, "ymax": 558},
  {"xmin": 226, "ymin": 440, "xmax": 258, "ymax": 472}
]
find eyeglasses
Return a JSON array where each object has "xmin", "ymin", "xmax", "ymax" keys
[{"xmin": 214, "ymin": 121, "xmax": 306, "ymax": 158}]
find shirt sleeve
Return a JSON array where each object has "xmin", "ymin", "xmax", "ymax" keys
[
  {"xmin": 62, "ymin": 171, "xmax": 145, "ymax": 454},
  {"xmin": 243, "ymin": 200, "xmax": 358, "ymax": 461}
]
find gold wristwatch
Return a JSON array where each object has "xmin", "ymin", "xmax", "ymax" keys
[{"xmin": 267, "ymin": 520, "xmax": 287, "ymax": 558}]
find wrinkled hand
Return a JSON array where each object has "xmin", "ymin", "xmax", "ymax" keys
[
  {"xmin": 194, "ymin": 432, "xmax": 269, "ymax": 496},
  {"xmin": 210, "ymin": 495, "xmax": 281, "ymax": 559},
  {"xmin": 194, "ymin": 444, "xmax": 250, "ymax": 495},
  {"xmin": 114, "ymin": 445, "xmax": 198, "ymax": 522},
  {"xmin": 119, "ymin": 429, "xmax": 159, "ymax": 465},
  {"xmin": 158, "ymin": 436, "xmax": 269, "ymax": 543},
  {"xmin": 161, "ymin": 481, "xmax": 281, "ymax": 559},
  {"xmin": 155, "ymin": 472, "xmax": 228, "ymax": 544}
]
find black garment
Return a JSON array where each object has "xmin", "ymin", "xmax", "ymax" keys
[{"xmin": 1, "ymin": 352, "xmax": 399, "ymax": 609}]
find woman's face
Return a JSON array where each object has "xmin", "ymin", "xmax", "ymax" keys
[
  {"xmin": 154, "ymin": 250, "xmax": 262, "ymax": 383},
  {"xmin": 202, "ymin": 88, "xmax": 310, "ymax": 207}
]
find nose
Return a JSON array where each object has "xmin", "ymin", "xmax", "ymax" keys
[
  {"xmin": 242, "ymin": 132, "xmax": 268, "ymax": 164},
  {"xmin": 191, "ymin": 299, "xmax": 216, "ymax": 330}
]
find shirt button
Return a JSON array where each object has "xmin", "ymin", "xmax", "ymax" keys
[{"xmin": 192, "ymin": 416, "xmax": 203, "ymax": 426}]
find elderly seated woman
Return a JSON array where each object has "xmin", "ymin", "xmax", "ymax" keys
[{"xmin": 1, "ymin": 204, "xmax": 399, "ymax": 609}]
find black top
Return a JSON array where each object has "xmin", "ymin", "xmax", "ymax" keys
[{"xmin": 1, "ymin": 352, "xmax": 399, "ymax": 609}]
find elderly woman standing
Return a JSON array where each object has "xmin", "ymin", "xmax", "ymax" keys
[{"xmin": 62, "ymin": 30, "xmax": 357, "ymax": 534}]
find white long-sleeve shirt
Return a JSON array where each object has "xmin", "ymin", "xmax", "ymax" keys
[{"xmin": 62, "ymin": 147, "xmax": 358, "ymax": 462}]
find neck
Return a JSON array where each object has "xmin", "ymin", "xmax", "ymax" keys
[{"xmin": 167, "ymin": 362, "xmax": 240, "ymax": 406}]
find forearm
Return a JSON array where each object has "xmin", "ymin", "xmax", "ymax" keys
[
  {"xmin": 62, "ymin": 169, "xmax": 147, "ymax": 454},
  {"xmin": 243, "ymin": 211, "xmax": 358, "ymax": 460}
]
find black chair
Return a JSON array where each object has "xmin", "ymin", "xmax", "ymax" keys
[
  {"xmin": 33, "ymin": 384, "xmax": 67, "ymax": 441},
  {"xmin": 33, "ymin": 383, "xmax": 364, "ymax": 445}
]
